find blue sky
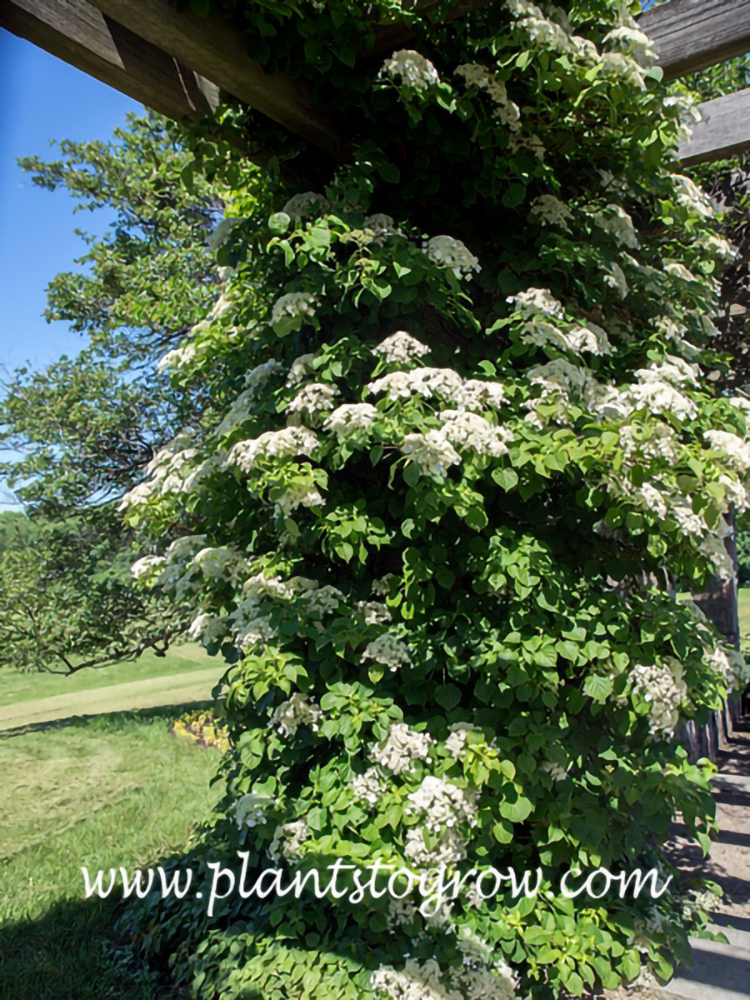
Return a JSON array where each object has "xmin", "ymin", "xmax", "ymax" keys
[{"xmin": 0, "ymin": 31, "xmax": 140, "ymax": 505}]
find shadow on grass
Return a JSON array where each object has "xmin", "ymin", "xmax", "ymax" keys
[
  {"xmin": 0, "ymin": 701, "xmax": 218, "ymax": 741},
  {"xmin": 0, "ymin": 894, "xmax": 181, "ymax": 1000}
]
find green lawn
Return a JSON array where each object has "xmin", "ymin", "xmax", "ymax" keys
[
  {"xmin": 0, "ymin": 643, "xmax": 215, "ymax": 709},
  {"xmin": 0, "ymin": 705, "xmax": 220, "ymax": 999}
]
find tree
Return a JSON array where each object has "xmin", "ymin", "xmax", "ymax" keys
[
  {"xmin": 0, "ymin": 112, "xmax": 257, "ymax": 671},
  {"xmin": 120, "ymin": 2, "xmax": 750, "ymax": 998}
]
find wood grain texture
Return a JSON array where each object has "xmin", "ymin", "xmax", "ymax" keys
[
  {"xmin": 679, "ymin": 88, "xmax": 750, "ymax": 165},
  {"xmin": 86, "ymin": 0, "xmax": 343, "ymax": 157},
  {"xmin": 0, "ymin": 0, "xmax": 219, "ymax": 120},
  {"xmin": 639, "ymin": 0, "xmax": 750, "ymax": 79}
]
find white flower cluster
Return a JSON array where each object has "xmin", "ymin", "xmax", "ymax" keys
[
  {"xmin": 370, "ymin": 723, "xmax": 433, "ymax": 774},
  {"xmin": 372, "ymin": 574, "xmax": 397, "ymax": 596},
  {"xmin": 323, "ymin": 402, "xmax": 379, "ymax": 438},
  {"xmin": 706, "ymin": 644, "xmax": 750, "ymax": 692},
  {"xmin": 216, "ymin": 389, "xmax": 256, "ymax": 437},
  {"xmin": 130, "ymin": 554, "xmax": 165, "ymax": 581},
  {"xmin": 602, "ymin": 25, "xmax": 656, "ymax": 66},
  {"xmin": 508, "ymin": 287, "xmax": 564, "ymax": 321},
  {"xmin": 274, "ymin": 480, "xmax": 325, "ymax": 517},
  {"xmin": 357, "ymin": 600, "xmax": 391, "ymax": 625},
  {"xmin": 157, "ymin": 342, "xmax": 198, "ymax": 374},
  {"xmin": 281, "ymin": 191, "xmax": 329, "ymax": 221},
  {"xmin": 630, "ymin": 657, "xmax": 687, "ymax": 733},
  {"xmin": 371, "ymin": 957, "xmax": 517, "ymax": 1000},
  {"xmin": 303, "ymin": 583, "xmax": 345, "ymax": 616},
  {"xmin": 600, "ymin": 52, "xmax": 648, "ymax": 90},
  {"xmin": 529, "ymin": 194, "xmax": 573, "ymax": 230},
  {"xmin": 206, "ymin": 217, "xmax": 237, "ymax": 253},
  {"xmin": 271, "ymin": 693, "xmax": 323, "ymax": 737},
  {"xmin": 271, "ymin": 292, "xmax": 317, "ymax": 328},
  {"xmin": 286, "ymin": 382, "xmax": 339, "ymax": 425},
  {"xmin": 704, "ymin": 430, "xmax": 750, "ymax": 473},
  {"xmin": 367, "ymin": 367, "xmax": 507, "ymax": 410},
  {"xmin": 187, "ymin": 612, "xmax": 226, "ymax": 644},
  {"xmin": 407, "ymin": 776, "xmax": 479, "ymax": 831},
  {"xmin": 362, "ymin": 635, "xmax": 413, "ymax": 671},
  {"xmin": 540, "ymin": 761, "xmax": 568, "ymax": 782},
  {"xmin": 438, "ymin": 411, "xmax": 513, "ymax": 457},
  {"xmin": 227, "ymin": 427, "xmax": 320, "ymax": 472},
  {"xmin": 380, "ymin": 49, "xmax": 441, "ymax": 90},
  {"xmin": 444, "ymin": 722, "xmax": 481, "ymax": 759},
  {"xmin": 506, "ymin": 0, "xmax": 597, "ymax": 62},
  {"xmin": 287, "ymin": 353, "xmax": 315, "ymax": 385},
  {"xmin": 619, "ymin": 423, "xmax": 680, "ymax": 464},
  {"xmin": 350, "ymin": 766, "xmax": 387, "ymax": 806},
  {"xmin": 374, "ymin": 331, "xmax": 431, "ymax": 365},
  {"xmin": 454, "ymin": 64, "xmax": 520, "ymax": 129},
  {"xmin": 268, "ymin": 819, "xmax": 310, "ymax": 861},
  {"xmin": 245, "ymin": 359, "xmax": 283, "ymax": 391},
  {"xmin": 699, "ymin": 526, "xmax": 735, "ymax": 581},
  {"xmin": 401, "ymin": 431, "xmax": 461, "ymax": 477},
  {"xmin": 593, "ymin": 204, "xmax": 639, "ymax": 248},
  {"xmin": 193, "ymin": 546, "xmax": 245, "ymax": 580},
  {"xmin": 363, "ymin": 214, "xmax": 405, "ymax": 240},
  {"xmin": 672, "ymin": 175, "xmax": 716, "ymax": 220},
  {"xmin": 423, "ymin": 236, "xmax": 481, "ymax": 279},
  {"xmin": 234, "ymin": 791, "xmax": 272, "ymax": 829},
  {"xmin": 405, "ymin": 826, "xmax": 468, "ymax": 866}
]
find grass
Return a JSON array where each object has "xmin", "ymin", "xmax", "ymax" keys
[
  {"xmin": 0, "ymin": 704, "xmax": 221, "ymax": 1000},
  {"xmin": 0, "ymin": 643, "xmax": 216, "ymax": 709}
]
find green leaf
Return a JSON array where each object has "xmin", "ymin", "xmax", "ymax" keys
[{"xmin": 435, "ymin": 684, "xmax": 461, "ymax": 711}]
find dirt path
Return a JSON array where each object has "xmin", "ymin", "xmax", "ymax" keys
[{"xmin": 0, "ymin": 666, "xmax": 225, "ymax": 731}]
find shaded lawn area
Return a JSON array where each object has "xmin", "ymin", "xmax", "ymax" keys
[
  {"xmin": 0, "ymin": 705, "xmax": 221, "ymax": 1000},
  {"xmin": 0, "ymin": 643, "xmax": 215, "ymax": 709}
]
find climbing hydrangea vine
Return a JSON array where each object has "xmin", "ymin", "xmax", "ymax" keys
[{"xmin": 121, "ymin": 0, "xmax": 749, "ymax": 997}]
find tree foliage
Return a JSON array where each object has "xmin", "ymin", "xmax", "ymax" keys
[{"xmin": 114, "ymin": 2, "xmax": 750, "ymax": 998}]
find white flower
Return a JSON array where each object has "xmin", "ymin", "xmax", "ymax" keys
[
  {"xmin": 530, "ymin": 194, "xmax": 573, "ymax": 230},
  {"xmin": 356, "ymin": 600, "xmax": 391, "ymax": 624},
  {"xmin": 509, "ymin": 132, "xmax": 545, "ymax": 159},
  {"xmin": 363, "ymin": 214, "xmax": 405, "ymax": 239},
  {"xmin": 528, "ymin": 359, "xmax": 589, "ymax": 396},
  {"xmin": 444, "ymin": 722, "xmax": 481, "ymax": 759},
  {"xmin": 227, "ymin": 427, "xmax": 320, "ymax": 472},
  {"xmin": 672, "ymin": 175, "xmax": 715, "ymax": 220},
  {"xmin": 373, "ymin": 331, "xmax": 431, "ymax": 364},
  {"xmin": 367, "ymin": 367, "xmax": 464, "ymax": 402},
  {"xmin": 628, "ymin": 381, "xmax": 696, "ymax": 420},
  {"xmin": 593, "ymin": 204, "xmax": 639, "ymax": 248},
  {"xmin": 245, "ymin": 359, "xmax": 283, "ymax": 390},
  {"xmin": 438, "ymin": 410, "xmax": 512, "ymax": 457},
  {"xmin": 380, "ymin": 49, "xmax": 441, "ymax": 90},
  {"xmin": 287, "ymin": 353, "xmax": 316, "ymax": 385},
  {"xmin": 193, "ymin": 546, "xmax": 244, "ymax": 580},
  {"xmin": 271, "ymin": 292, "xmax": 317, "ymax": 334},
  {"xmin": 460, "ymin": 380, "xmax": 508, "ymax": 409},
  {"xmin": 369, "ymin": 722, "xmax": 432, "ymax": 774},
  {"xmin": 507, "ymin": 287, "xmax": 565, "ymax": 321},
  {"xmin": 188, "ymin": 612, "xmax": 226, "ymax": 643},
  {"xmin": 286, "ymin": 383, "xmax": 339, "ymax": 425},
  {"xmin": 401, "ymin": 430, "xmax": 461, "ymax": 477},
  {"xmin": 699, "ymin": 525, "xmax": 734, "ymax": 581},
  {"xmin": 603, "ymin": 25, "xmax": 656, "ymax": 66},
  {"xmin": 362, "ymin": 635, "xmax": 412, "ymax": 672},
  {"xmin": 234, "ymin": 791, "xmax": 272, "ymax": 829},
  {"xmin": 304, "ymin": 584, "xmax": 345, "ymax": 616},
  {"xmin": 704, "ymin": 430, "xmax": 750, "ymax": 473},
  {"xmin": 157, "ymin": 343, "xmax": 197, "ymax": 373},
  {"xmin": 207, "ymin": 217, "xmax": 237, "ymax": 252},
  {"xmin": 271, "ymin": 693, "xmax": 323, "ymax": 737},
  {"xmin": 600, "ymin": 51, "xmax": 647, "ymax": 89},
  {"xmin": 566, "ymin": 322, "xmax": 611, "ymax": 355},
  {"xmin": 268, "ymin": 819, "xmax": 310, "ymax": 861},
  {"xmin": 323, "ymin": 403, "xmax": 378, "ymax": 437},
  {"xmin": 630, "ymin": 658, "xmax": 687, "ymax": 733},
  {"xmin": 372, "ymin": 574, "xmax": 397, "ymax": 596},
  {"xmin": 540, "ymin": 761, "xmax": 568, "ymax": 782},
  {"xmin": 455, "ymin": 64, "xmax": 520, "ymax": 127},
  {"xmin": 281, "ymin": 192, "xmax": 328, "ymax": 221},
  {"xmin": 405, "ymin": 826, "xmax": 468, "ymax": 866},
  {"xmin": 423, "ymin": 235, "xmax": 481, "ymax": 278},
  {"xmin": 274, "ymin": 483, "xmax": 325, "ymax": 516},
  {"xmin": 350, "ymin": 766, "xmax": 386, "ymax": 806},
  {"xmin": 130, "ymin": 555, "xmax": 166, "ymax": 580},
  {"xmin": 604, "ymin": 261, "xmax": 629, "ymax": 297},
  {"xmin": 407, "ymin": 775, "xmax": 479, "ymax": 830},
  {"xmin": 619, "ymin": 423, "xmax": 680, "ymax": 463}
]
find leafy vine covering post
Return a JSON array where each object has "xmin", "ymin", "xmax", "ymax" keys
[{"xmin": 123, "ymin": 1, "xmax": 750, "ymax": 997}]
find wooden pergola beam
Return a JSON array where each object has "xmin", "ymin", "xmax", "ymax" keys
[
  {"xmin": 0, "ymin": 0, "xmax": 220, "ymax": 122},
  {"xmin": 85, "ymin": 0, "xmax": 343, "ymax": 158},
  {"xmin": 678, "ymin": 87, "xmax": 750, "ymax": 165},
  {"xmin": 639, "ymin": 0, "xmax": 750, "ymax": 81}
]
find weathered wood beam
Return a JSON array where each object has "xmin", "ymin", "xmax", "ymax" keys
[
  {"xmin": 86, "ymin": 0, "xmax": 343, "ymax": 158},
  {"xmin": 0, "ymin": 0, "xmax": 220, "ymax": 121},
  {"xmin": 678, "ymin": 88, "xmax": 750, "ymax": 165},
  {"xmin": 639, "ymin": 0, "xmax": 750, "ymax": 81}
]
